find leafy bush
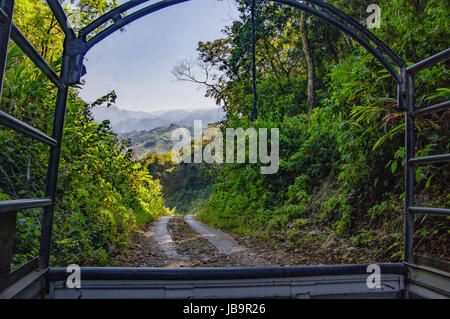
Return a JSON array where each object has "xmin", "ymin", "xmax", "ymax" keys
[
  {"xmin": 195, "ymin": 0, "xmax": 448, "ymax": 261},
  {"xmin": 1, "ymin": 7, "xmax": 171, "ymax": 266}
]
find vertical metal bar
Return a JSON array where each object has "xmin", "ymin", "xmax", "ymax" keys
[
  {"xmin": 397, "ymin": 67, "xmax": 407, "ymax": 111},
  {"xmin": 0, "ymin": 0, "xmax": 16, "ymax": 293},
  {"xmin": 39, "ymin": 54, "xmax": 71, "ymax": 268},
  {"xmin": 404, "ymin": 73, "xmax": 416, "ymax": 264},
  {"xmin": 0, "ymin": 0, "xmax": 14, "ymax": 97},
  {"xmin": 250, "ymin": 0, "xmax": 258, "ymax": 121},
  {"xmin": 0, "ymin": 211, "xmax": 17, "ymax": 290}
]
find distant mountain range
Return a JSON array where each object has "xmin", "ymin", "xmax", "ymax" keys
[{"xmin": 92, "ymin": 105, "xmax": 225, "ymax": 133}]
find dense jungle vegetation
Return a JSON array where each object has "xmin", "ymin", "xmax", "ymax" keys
[
  {"xmin": 180, "ymin": 0, "xmax": 448, "ymax": 261},
  {"xmin": 0, "ymin": 0, "xmax": 448, "ymax": 268},
  {"xmin": 141, "ymin": 152, "xmax": 213, "ymax": 214},
  {"xmin": 0, "ymin": 0, "xmax": 170, "ymax": 268}
]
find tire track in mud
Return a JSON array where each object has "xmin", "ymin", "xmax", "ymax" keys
[
  {"xmin": 184, "ymin": 215, "xmax": 247, "ymax": 255},
  {"xmin": 153, "ymin": 215, "xmax": 186, "ymax": 261},
  {"xmin": 168, "ymin": 215, "xmax": 269, "ymax": 267},
  {"xmin": 115, "ymin": 215, "xmax": 189, "ymax": 268}
]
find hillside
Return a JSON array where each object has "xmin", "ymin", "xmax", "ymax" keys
[{"xmin": 120, "ymin": 124, "xmax": 195, "ymax": 158}]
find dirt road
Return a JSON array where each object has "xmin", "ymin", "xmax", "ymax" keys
[
  {"xmin": 116, "ymin": 214, "xmax": 380, "ymax": 267},
  {"xmin": 117, "ymin": 214, "xmax": 284, "ymax": 267}
]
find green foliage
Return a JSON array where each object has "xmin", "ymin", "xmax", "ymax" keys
[
  {"xmin": 195, "ymin": 0, "xmax": 448, "ymax": 261},
  {"xmin": 1, "ymin": 0, "xmax": 170, "ymax": 268},
  {"xmin": 2, "ymin": 0, "xmax": 448, "ymax": 266},
  {"xmin": 141, "ymin": 152, "xmax": 214, "ymax": 215}
]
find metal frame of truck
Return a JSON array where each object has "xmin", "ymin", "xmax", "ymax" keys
[{"xmin": 0, "ymin": 0, "xmax": 448, "ymax": 299}]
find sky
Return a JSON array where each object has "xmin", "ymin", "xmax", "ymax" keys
[{"xmin": 78, "ymin": 0, "xmax": 240, "ymax": 112}]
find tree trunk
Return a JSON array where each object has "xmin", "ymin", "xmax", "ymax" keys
[{"xmin": 300, "ymin": 11, "xmax": 316, "ymax": 117}]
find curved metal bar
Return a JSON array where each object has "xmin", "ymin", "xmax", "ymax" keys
[
  {"xmin": 78, "ymin": 0, "xmax": 150, "ymax": 40},
  {"xmin": 78, "ymin": 0, "xmax": 402, "ymax": 83},
  {"xmin": 277, "ymin": 0, "xmax": 401, "ymax": 83},
  {"xmin": 304, "ymin": 0, "xmax": 405, "ymax": 67},
  {"xmin": 45, "ymin": 0, "xmax": 76, "ymax": 39},
  {"xmin": 85, "ymin": 0, "xmax": 189, "ymax": 51}
]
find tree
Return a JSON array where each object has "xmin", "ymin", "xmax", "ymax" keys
[
  {"xmin": 299, "ymin": 11, "xmax": 315, "ymax": 117},
  {"xmin": 2, "ymin": 0, "xmax": 170, "ymax": 267}
]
